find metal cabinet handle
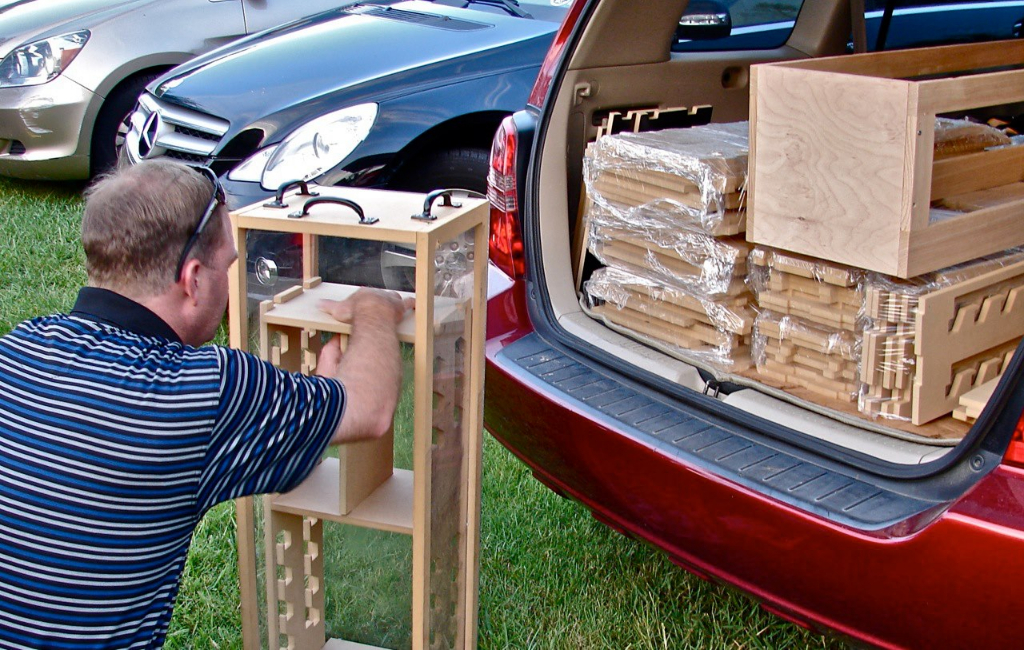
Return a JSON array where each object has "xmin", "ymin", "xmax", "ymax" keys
[
  {"xmin": 263, "ymin": 179, "xmax": 320, "ymax": 208},
  {"xmin": 412, "ymin": 188, "xmax": 484, "ymax": 221},
  {"xmin": 288, "ymin": 196, "xmax": 377, "ymax": 224}
]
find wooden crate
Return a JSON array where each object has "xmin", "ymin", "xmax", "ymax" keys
[{"xmin": 748, "ymin": 40, "xmax": 1024, "ymax": 278}]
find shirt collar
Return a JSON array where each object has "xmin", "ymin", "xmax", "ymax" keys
[{"xmin": 70, "ymin": 287, "xmax": 182, "ymax": 344}]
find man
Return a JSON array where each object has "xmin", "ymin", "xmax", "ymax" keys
[{"xmin": 0, "ymin": 160, "xmax": 409, "ymax": 648}]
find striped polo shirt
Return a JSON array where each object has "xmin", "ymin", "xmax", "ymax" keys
[{"xmin": 0, "ymin": 288, "xmax": 345, "ymax": 649}]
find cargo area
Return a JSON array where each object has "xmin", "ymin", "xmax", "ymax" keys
[{"xmin": 527, "ymin": 3, "xmax": 1024, "ymax": 465}]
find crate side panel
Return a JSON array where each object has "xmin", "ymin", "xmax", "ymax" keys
[{"xmin": 749, "ymin": 66, "xmax": 909, "ymax": 273}]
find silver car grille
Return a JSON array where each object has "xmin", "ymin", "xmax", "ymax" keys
[{"xmin": 122, "ymin": 93, "xmax": 229, "ymax": 165}]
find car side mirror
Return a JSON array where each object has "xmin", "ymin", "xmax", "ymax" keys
[{"xmin": 676, "ymin": 0, "xmax": 732, "ymax": 41}]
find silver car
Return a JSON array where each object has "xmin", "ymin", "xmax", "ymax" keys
[{"xmin": 0, "ymin": 0, "xmax": 346, "ymax": 181}]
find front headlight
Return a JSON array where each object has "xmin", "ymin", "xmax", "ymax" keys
[
  {"xmin": 0, "ymin": 30, "xmax": 90, "ymax": 88},
  {"xmin": 229, "ymin": 103, "xmax": 378, "ymax": 191}
]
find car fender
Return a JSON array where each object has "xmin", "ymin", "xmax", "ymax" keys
[
  {"xmin": 64, "ymin": 55, "xmax": 192, "ymax": 159},
  {"xmin": 320, "ymin": 63, "xmax": 545, "ymax": 187},
  {"xmin": 57, "ymin": 0, "xmax": 246, "ymax": 156}
]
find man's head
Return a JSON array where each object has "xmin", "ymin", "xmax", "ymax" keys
[
  {"xmin": 82, "ymin": 160, "xmax": 237, "ymax": 345},
  {"xmin": 82, "ymin": 160, "xmax": 228, "ymax": 294}
]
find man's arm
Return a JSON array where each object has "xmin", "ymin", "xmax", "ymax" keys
[{"xmin": 316, "ymin": 289, "xmax": 412, "ymax": 444}]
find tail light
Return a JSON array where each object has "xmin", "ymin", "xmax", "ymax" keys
[
  {"xmin": 487, "ymin": 0, "xmax": 586, "ymax": 278},
  {"xmin": 487, "ymin": 115, "xmax": 525, "ymax": 280},
  {"xmin": 1005, "ymin": 414, "xmax": 1024, "ymax": 467}
]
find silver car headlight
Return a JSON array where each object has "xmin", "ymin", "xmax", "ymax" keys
[
  {"xmin": 0, "ymin": 30, "xmax": 90, "ymax": 88},
  {"xmin": 229, "ymin": 103, "xmax": 378, "ymax": 191}
]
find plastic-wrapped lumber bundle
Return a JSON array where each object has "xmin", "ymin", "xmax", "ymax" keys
[
  {"xmin": 587, "ymin": 209, "xmax": 750, "ymax": 298},
  {"xmin": 860, "ymin": 248, "xmax": 1024, "ymax": 425},
  {"xmin": 585, "ymin": 266, "xmax": 755, "ymax": 372},
  {"xmin": 748, "ymin": 248, "xmax": 866, "ymax": 403},
  {"xmin": 580, "ymin": 122, "xmax": 755, "ymax": 372},
  {"xmin": 752, "ymin": 311, "xmax": 861, "ymax": 402},
  {"xmin": 748, "ymin": 247, "xmax": 864, "ymax": 331},
  {"xmin": 583, "ymin": 121, "xmax": 749, "ymax": 236}
]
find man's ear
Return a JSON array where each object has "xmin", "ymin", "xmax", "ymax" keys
[{"xmin": 178, "ymin": 259, "xmax": 203, "ymax": 303}]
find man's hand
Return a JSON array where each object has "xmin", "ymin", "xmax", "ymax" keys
[
  {"xmin": 317, "ymin": 288, "xmax": 413, "ymax": 327},
  {"xmin": 315, "ymin": 288, "xmax": 413, "ymax": 444}
]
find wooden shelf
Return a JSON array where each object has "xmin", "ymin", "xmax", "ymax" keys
[
  {"xmin": 271, "ymin": 458, "xmax": 413, "ymax": 535},
  {"xmin": 261, "ymin": 281, "xmax": 466, "ymax": 344},
  {"xmin": 323, "ymin": 639, "xmax": 388, "ymax": 650}
]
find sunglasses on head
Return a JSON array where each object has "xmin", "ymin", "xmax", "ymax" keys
[{"xmin": 175, "ymin": 165, "xmax": 226, "ymax": 281}]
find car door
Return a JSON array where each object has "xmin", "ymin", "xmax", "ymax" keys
[{"xmin": 240, "ymin": 0, "xmax": 351, "ymax": 34}]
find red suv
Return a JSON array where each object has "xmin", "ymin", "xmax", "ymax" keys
[{"xmin": 483, "ymin": 1, "xmax": 1024, "ymax": 648}]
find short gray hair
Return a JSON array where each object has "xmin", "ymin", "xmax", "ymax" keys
[{"xmin": 81, "ymin": 160, "xmax": 226, "ymax": 294}]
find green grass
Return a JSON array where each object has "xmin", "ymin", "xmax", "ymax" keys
[{"xmin": 0, "ymin": 177, "xmax": 845, "ymax": 649}]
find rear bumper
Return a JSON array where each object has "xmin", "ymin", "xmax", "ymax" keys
[
  {"xmin": 0, "ymin": 77, "xmax": 94, "ymax": 180},
  {"xmin": 483, "ymin": 288, "xmax": 1024, "ymax": 649}
]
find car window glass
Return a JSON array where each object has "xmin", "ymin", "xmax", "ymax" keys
[
  {"xmin": 672, "ymin": 0, "xmax": 805, "ymax": 52},
  {"xmin": 860, "ymin": 0, "xmax": 1024, "ymax": 51}
]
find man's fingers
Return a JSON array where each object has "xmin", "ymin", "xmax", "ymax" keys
[
  {"xmin": 317, "ymin": 298, "xmax": 353, "ymax": 322},
  {"xmin": 316, "ymin": 336, "xmax": 343, "ymax": 377},
  {"xmin": 319, "ymin": 290, "xmax": 414, "ymax": 325}
]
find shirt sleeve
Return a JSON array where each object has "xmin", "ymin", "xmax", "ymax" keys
[{"xmin": 195, "ymin": 346, "xmax": 346, "ymax": 511}]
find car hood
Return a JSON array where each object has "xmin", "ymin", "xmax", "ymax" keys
[
  {"xmin": 152, "ymin": 1, "xmax": 558, "ymax": 139},
  {"xmin": 0, "ymin": 0, "xmax": 151, "ymax": 56}
]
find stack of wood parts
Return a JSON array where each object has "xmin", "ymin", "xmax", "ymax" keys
[
  {"xmin": 860, "ymin": 251, "xmax": 1024, "ymax": 425},
  {"xmin": 587, "ymin": 264, "xmax": 755, "ymax": 371},
  {"xmin": 583, "ymin": 121, "xmax": 749, "ymax": 235},
  {"xmin": 581, "ymin": 122, "xmax": 756, "ymax": 372},
  {"xmin": 749, "ymin": 248, "xmax": 864, "ymax": 403},
  {"xmin": 953, "ymin": 376, "xmax": 1004, "ymax": 424}
]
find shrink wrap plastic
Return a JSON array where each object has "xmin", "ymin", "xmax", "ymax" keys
[
  {"xmin": 752, "ymin": 311, "xmax": 862, "ymax": 403},
  {"xmin": 859, "ymin": 248, "xmax": 1024, "ymax": 421},
  {"xmin": 748, "ymin": 247, "xmax": 865, "ymax": 402},
  {"xmin": 585, "ymin": 266, "xmax": 754, "ymax": 371},
  {"xmin": 932, "ymin": 117, "xmax": 1012, "ymax": 159},
  {"xmin": 748, "ymin": 247, "xmax": 866, "ymax": 331},
  {"xmin": 583, "ymin": 122, "xmax": 749, "ymax": 235},
  {"xmin": 587, "ymin": 206, "xmax": 749, "ymax": 298},
  {"xmin": 581, "ymin": 123, "xmax": 753, "ymax": 372}
]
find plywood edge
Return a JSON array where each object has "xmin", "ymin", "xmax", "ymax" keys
[
  {"xmin": 746, "ymin": 74, "xmax": 758, "ymax": 241},
  {"xmin": 758, "ymin": 39, "xmax": 1024, "ymax": 79},
  {"xmin": 931, "ymin": 146, "xmax": 1024, "ymax": 200},
  {"xmin": 905, "ymin": 201, "xmax": 1024, "ymax": 277}
]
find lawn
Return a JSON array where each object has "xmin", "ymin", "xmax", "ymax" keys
[{"xmin": 0, "ymin": 176, "xmax": 844, "ymax": 649}]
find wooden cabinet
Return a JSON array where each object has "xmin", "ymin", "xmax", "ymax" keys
[{"xmin": 228, "ymin": 185, "xmax": 489, "ymax": 650}]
